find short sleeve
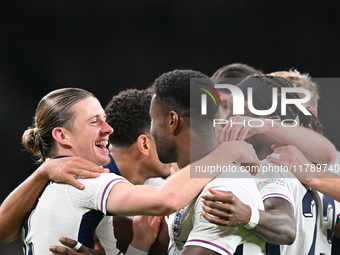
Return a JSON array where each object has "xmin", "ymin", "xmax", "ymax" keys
[
  {"xmin": 68, "ymin": 173, "xmax": 130, "ymax": 215},
  {"xmin": 255, "ymin": 176, "xmax": 294, "ymax": 206},
  {"xmin": 184, "ymin": 178, "xmax": 265, "ymax": 255},
  {"xmin": 255, "ymin": 161, "xmax": 294, "ymax": 206}
]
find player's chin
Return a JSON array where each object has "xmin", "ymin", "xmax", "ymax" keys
[{"xmin": 95, "ymin": 151, "xmax": 111, "ymax": 166}]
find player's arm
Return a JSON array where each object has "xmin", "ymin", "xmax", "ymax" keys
[
  {"xmin": 113, "ymin": 215, "xmax": 163, "ymax": 253},
  {"xmin": 148, "ymin": 217, "xmax": 169, "ymax": 255},
  {"xmin": 106, "ymin": 141, "xmax": 261, "ymax": 216},
  {"xmin": 302, "ymin": 177, "xmax": 340, "ymax": 203},
  {"xmin": 264, "ymin": 120, "xmax": 336, "ymax": 164},
  {"xmin": 0, "ymin": 157, "xmax": 107, "ymax": 242},
  {"xmin": 255, "ymin": 197, "xmax": 295, "ymax": 244},
  {"xmin": 222, "ymin": 116, "xmax": 336, "ymax": 164},
  {"xmin": 268, "ymin": 145, "xmax": 340, "ymax": 202},
  {"xmin": 129, "ymin": 215, "xmax": 163, "ymax": 253},
  {"xmin": 113, "ymin": 216, "xmax": 133, "ymax": 252},
  {"xmin": 201, "ymin": 188, "xmax": 296, "ymax": 245}
]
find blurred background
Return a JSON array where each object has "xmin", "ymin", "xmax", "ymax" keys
[{"xmin": 1, "ymin": 1, "xmax": 339, "ymax": 253}]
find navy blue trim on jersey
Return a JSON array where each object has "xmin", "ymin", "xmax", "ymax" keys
[
  {"xmin": 104, "ymin": 154, "xmax": 121, "ymax": 176},
  {"xmin": 322, "ymin": 195, "xmax": 335, "ymax": 243},
  {"xmin": 78, "ymin": 210, "xmax": 104, "ymax": 248},
  {"xmin": 306, "ymin": 190, "xmax": 318, "ymax": 255},
  {"xmin": 23, "ymin": 243, "xmax": 33, "ymax": 255},
  {"xmin": 267, "ymin": 243, "xmax": 280, "ymax": 255},
  {"xmin": 53, "ymin": 155, "xmax": 71, "ymax": 159},
  {"xmin": 234, "ymin": 244, "xmax": 243, "ymax": 255},
  {"xmin": 23, "ymin": 215, "xmax": 34, "ymax": 255}
]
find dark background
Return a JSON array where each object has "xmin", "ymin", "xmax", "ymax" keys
[{"xmin": 1, "ymin": 1, "xmax": 340, "ymax": 253}]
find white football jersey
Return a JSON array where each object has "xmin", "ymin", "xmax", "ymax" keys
[
  {"xmin": 256, "ymin": 159, "xmax": 340, "ymax": 255},
  {"xmin": 22, "ymin": 173, "xmax": 129, "ymax": 255},
  {"xmin": 168, "ymin": 165, "xmax": 266, "ymax": 255}
]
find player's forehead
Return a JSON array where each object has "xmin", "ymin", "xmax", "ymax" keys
[{"xmin": 72, "ymin": 97, "xmax": 105, "ymax": 120}]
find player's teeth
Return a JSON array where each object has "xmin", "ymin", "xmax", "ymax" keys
[{"xmin": 95, "ymin": 141, "xmax": 108, "ymax": 146}]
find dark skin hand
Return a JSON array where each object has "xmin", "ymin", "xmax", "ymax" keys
[
  {"xmin": 49, "ymin": 236, "xmax": 105, "ymax": 255},
  {"xmin": 201, "ymin": 188, "xmax": 296, "ymax": 245},
  {"xmin": 113, "ymin": 216, "xmax": 133, "ymax": 253},
  {"xmin": 114, "ymin": 215, "xmax": 168, "ymax": 255},
  {"xmin": 148, "ymin": 217, "xmax": 169, "ymax": 255},
  {"xmin": 201, "ymin": 188, "xmax": 251, "ymax": 227}
]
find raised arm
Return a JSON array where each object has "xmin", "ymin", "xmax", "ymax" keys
[
  {"xmin": 0, "ymin": 157, "xmax": 107, "ymax": 242},
  {"xmin": 221, "ymin": 116, "xmax": 336, "ymax": 164},
  {"xmin": 268, "ymin": 145, "xmax": 340, "ymax": 202},
  {"xmin": 264, "ymin": 120, "xmax": 336, "ymax": 164},
  {"xmin": 107, "ymin": 141, "xmax": 261, "ymax": 216}
]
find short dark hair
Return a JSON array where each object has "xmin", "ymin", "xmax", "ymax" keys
[
  {"xmin": 153, "ymin": 69, "xmax": 218, "ymax": 130},
  {"xmin": 105, "ymin": 89, "xmax": 152, "ymax": 147}
]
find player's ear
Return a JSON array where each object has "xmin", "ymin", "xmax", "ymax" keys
[
  {"xmin": 308, "ymin": 107, "xmax": 317, "ymax": 117},
  {"xmin": 168, "ymin": 111, "xmax": 181, "ymax": 135},
  {"xmin": 52, "ymin": 127, "xmax": 72, "ymax": 147},
  {"xmin": 136, "ymin": 134, "xmax": 150, "ymax": 156}
]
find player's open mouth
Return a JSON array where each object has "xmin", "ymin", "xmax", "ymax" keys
[{"xmin": 95, "ymin": 140, "xmax": 108, "ymax": 149}]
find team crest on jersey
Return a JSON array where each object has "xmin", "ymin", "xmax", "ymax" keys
[
  {"xmin": 172, "ymin": 208, "xmax": 185, "ymax": 237},
  {"xmin": 199, "ymin": 213, "xmax": 209, "ymax": 223}
]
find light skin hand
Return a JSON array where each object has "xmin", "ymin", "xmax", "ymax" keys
[
  {"xmin": 231, "ymin": 140, "xmax": 261, "ymax": 169},
  {"xmin": 43, "ymin": 156, "xmax": 110, "ymax": 190},
  {"xmin": 201, "ymin": 188, "xmax": 251, "ymax": 227},
  {"xmin": 0, "ymin": 156, "xmax": 108, "ymax": 242},
  {"xmin": 49, "ymin": 236, "xmax": 105, "ymax": 255},
  {"xmin": 221, "ymin": 116, "xmax": 265, "ymax": 142},
  {"xmin": 267, "ymin": 144, "xmax": 310, "ymax": 167},
  {"xmin": 267, "ymin": 144, "xmax": 311, "ymax": 181},
  {"xmin": 130, "ymin": 215, "xmax": 162, "ymax": 252}
]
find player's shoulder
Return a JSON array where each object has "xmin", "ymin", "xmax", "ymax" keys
[{"xmin": 75, "ymin": 173, "xmax": 129, "ymax": 190}]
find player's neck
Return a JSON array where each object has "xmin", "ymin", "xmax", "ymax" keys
[
  {"xmin": 177, "ymin": 129, "xmax": 218, "ymax": 168},
  {"xmin": 110, "ymin": 146, "xmax": 148, "ymax": 185}
]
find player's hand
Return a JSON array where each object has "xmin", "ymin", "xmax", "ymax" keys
[
  {"xmin": 267, "ymin": 144, "xmax": 312, "ymax": 181},
  {"xmin": 228, "ymin": 141, "xmax": 261, "ymax": 171},
  {"xmin": 201, "ymin": 188, "xmax": 251, "ymax": 227},
  {"xmin": 169, "ymin": 163, "xmax": 180, "ymax": 176},
  {"xmin": 49, "ymin": 236, "xmax": 105, "ymax": 255},
  {"xmin": 131, "ymin": 215, "xmax": 163, "ymax": 252},
  {"xmin": 38, "ymin": 157, "xmax": 109, "ymax": 190},
  {"xmin": 267, "ymin": 144, "xmax": 310, "ymax": 167},
  {"xmin": 221, "ymin": 116, "xmax": 266, "ymax": 142}
]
